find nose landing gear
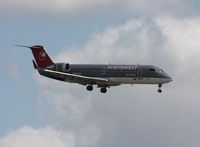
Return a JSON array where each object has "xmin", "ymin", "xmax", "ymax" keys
[{"xmin": 158, "ymin": 84, "xmax": 162, "ymax": 93}]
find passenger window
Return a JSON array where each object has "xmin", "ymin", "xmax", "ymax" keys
[{"xmin": 149, "ymin": 68, "xmax": 156, "ymax": 72}]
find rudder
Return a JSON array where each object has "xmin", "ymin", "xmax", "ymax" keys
[{"xmin": 30, "ymin": 45, "xmax": 54, "ymax": 68}]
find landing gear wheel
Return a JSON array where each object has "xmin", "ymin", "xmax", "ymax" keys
[
  {"xmin": 158, "ymin": 89, "xmax": 162, "ymax": 93},
  {"xmin": 86, "ymin": 85, "xmax": 93, "ymax": 91},
  {"xmin": 100, "ymin": 87, "xmax": 107, "ymax": 93},
  {"xmin": 158, "ymin": 84, "xmax": 162, "ymax": 93}
]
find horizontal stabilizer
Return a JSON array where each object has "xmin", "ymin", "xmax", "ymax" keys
[
  {"xmin": 16, "ymin": 44, "xmax": 54, "ymax": 68},
  {"xmin": 15, "ymin": 45, "xmax": 32, "ymax": 48}
]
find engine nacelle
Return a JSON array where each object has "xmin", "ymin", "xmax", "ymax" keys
[
  {"xmin": 64, "ymin": 63, "xmax": 71, "ymax": 71},
  {"xmin": 55, "ymin": 63, "xmax": 71, "ymax": 72}
]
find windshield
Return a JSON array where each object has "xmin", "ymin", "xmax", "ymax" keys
[{"xmin": 156, "ymin": 68, "xmax": 164, "ymax": 73}]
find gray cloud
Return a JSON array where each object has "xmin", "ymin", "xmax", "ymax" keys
[
  {"xmin": 1, "ymin": 15, "xmax": 200, "ymax": 147},
  {"xmin": 0, "ymin": 0, "xmax": 114, "ymax": 16},
  {"xmin": 0, "ymin": 126, "xmax": 75, "ymax": 147},
  {"xmin": 1, "ymin": 0, "xmax": 200, "ymax": 146},
  {"xmin": 0, "ymin": 0, "xmax": 197, "ymax": 17},
  {"xmin": 25, "ymin": 16, "xmax": 200, "ymax": 147}
]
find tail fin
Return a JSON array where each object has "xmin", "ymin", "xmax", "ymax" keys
[
  {"xmin": 30, "ymin": 45, "xmax": 54, "ymax": 68},
  {"xmin": 16, "ymin": 45, "xmax": 54, "ymax": 68}
]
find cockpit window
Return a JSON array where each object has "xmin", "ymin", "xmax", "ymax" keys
[
  {"xmin": 149, "ymin": 68, "xmax": 156, "ymax": 72},
  {"xmin": 160, "ymin": 69, "xmax": 164, "ymax": 72},
  {"xmin": 156, "ymin": 68, "xmax": 164, "ymax": 73}
]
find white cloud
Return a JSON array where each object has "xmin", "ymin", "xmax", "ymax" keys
[
  {"xmin": 156, "ymin": 17, "xmax": 200, "ymax": 84},
  {"xmin": 128, "ymin": 0, "xmax": 188, "ymax": 16},
  {"xmin": 76, "ymin": 125, "xmax": 101, "ymax": 147},
  {"xmin": 2, "ymin": 12, "xmax": 197, "ymax": 147},
  {"xmin": 56, "ymin": 19, "xmax": 163, "ymax": 64},
  {"xmin": 1, "ymin": 0, "xmax": 200, "ymax": 146},
  {"xmin": 35, "ymin": 74, "xmax": 102, "ymax": 147},
  {"xmin": 2, "ymin": 14, "xmax": 199, "ymax": 147},
  {"xmin": 56, "ymin": 16, "xmax": 200, "ymax": 84},
  {"xmin": 0, "ymin": 126, "xmax": 75, "ymax": 147},
  {"xmin": 34, "ymin": 16, "xmax": 200, "ymax": 147}
]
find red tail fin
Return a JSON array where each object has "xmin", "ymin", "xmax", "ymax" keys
[{"xmin": 30, "ymin": 45, "xmax": 54, "ymax": 68}]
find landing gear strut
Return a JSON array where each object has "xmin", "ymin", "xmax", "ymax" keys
[
  {"xmin": 86, "ymin": 85, "xmax": 93, "ymax": 91},
  {"xmin": 100, "ymin": 87, "xmax": 107, "ymax": 93},
  {"xmin": 158, "ymin": 84, "xmax": 162, "ymax": 93}
]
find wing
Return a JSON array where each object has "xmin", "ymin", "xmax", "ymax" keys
[{"xmin": 43, "ymin": 69, "xmax": 111, "ymax": 86}]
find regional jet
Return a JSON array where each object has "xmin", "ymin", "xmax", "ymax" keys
[{"xmin": 17, "ymin": 45, "xmax": 172, "ymax": 93}]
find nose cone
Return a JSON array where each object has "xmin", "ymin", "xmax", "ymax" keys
[
  {"xmin": 167, "ymin": 76, "xmax": 173, "ymax": 83},
  {"xmin": 163, "ymin": 73, "xmax": 173, "ymax": 83}
]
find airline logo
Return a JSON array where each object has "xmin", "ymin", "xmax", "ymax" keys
[
  {"xmin": 39, "ymin": 51, "xmax": 46, "ymax": 61},
  {"xmin": 108, "ymin": 65, "xmax": 137, "ymax": 70}
]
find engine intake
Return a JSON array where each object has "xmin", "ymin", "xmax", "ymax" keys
[
  {"xmin": 55, "ymin": 63, "xmax": 71, "ymax": 72},
  {"xmin": 65, "ymin": 63, "xmax": 70, "ymax": 71}
]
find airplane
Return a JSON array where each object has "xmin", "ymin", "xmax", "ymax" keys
[{"xmin": 17, "ymin": 45, "xmax": 172, "ymax": 93}]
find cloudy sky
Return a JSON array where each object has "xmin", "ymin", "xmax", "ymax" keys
[{"xmin": 1, "ymin": 0, "xmax": 200, "ymax": 147}]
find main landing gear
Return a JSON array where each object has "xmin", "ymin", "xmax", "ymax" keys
[
  {"xmin": 86, "ymin": 85, "xmax": 108, "ymax": 93},
  {"xmin": 158, "ymin": 84, "xmax": 162, "ymax": 93},
  {"xmin": 86, "ymin": 85, "xmax": 93, "ymax": 91},
  {"xmin": 100, "ymin": 87, "xmax": 107, "ymax": 93}
]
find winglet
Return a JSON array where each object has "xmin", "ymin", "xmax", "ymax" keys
[{"xmin": 32, "ymin": 60, "xmax": 38, "ymax": 69}]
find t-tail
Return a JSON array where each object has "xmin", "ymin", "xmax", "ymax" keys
[{"xmin": 16, "ymin": 45, "xmax": 54, "ymax": 68}]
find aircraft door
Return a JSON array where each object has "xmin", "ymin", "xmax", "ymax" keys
[{"xmin": 137, "ymin": 68, "xmax": 143, "ymax": 79}]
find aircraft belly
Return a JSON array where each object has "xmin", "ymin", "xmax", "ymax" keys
[
  {"xmin": 109, "ymin": 77, "xmax": 170, "ymax": 84},
  {"xmin": 40, "ymin": 68, "xmax": 170, "ymax": 86},
  {"xmin": 109, "ymin": 77, "xmax": 134, "ymax": 84}
]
